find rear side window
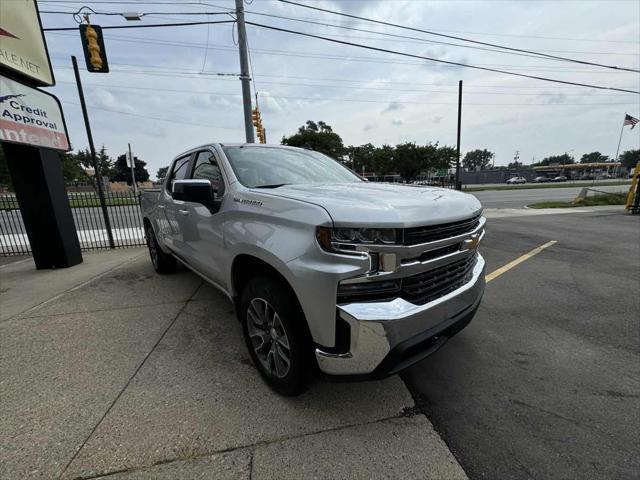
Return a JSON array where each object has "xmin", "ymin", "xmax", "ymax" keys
[
  {"xmin": 166, "ymin": 155, "xmax": 191, "ymax": 192},
  {"xmin": 192, "ymin": 151, "xmax": 225, "ymax": 194}
]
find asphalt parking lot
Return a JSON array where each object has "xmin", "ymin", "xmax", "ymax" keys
[
  {"xmin": 404, "ymin": 209, "xmax": 640, "ymax": 479},
  {"xmin": 1, "ymin": 207, "xmax": 638, "ymax": 479}
]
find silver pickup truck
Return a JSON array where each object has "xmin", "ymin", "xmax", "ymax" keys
[{"xmin": 141, "ymin": 143, "xmax": 485, "ymax": 395}]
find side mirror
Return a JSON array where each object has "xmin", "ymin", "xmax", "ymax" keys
[{"xmin": 172, "ymin": 179, "xmax": 214, "ymax": 206}]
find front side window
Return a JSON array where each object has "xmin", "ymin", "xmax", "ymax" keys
[
  {"xmin": 192, "ymin": 151, "xmax": 225, "ymax": 194},
  {"xmin": 166, "ymin": 155, "xmax": 191, "ymax": 192},
  {"xmin": 222, "ymin": 146, "xmax": 362, "ymax": 188}
]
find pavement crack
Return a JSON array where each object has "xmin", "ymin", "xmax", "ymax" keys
[
  {"xmin": 248, "ymin": 449, "xmax": 255, "ymax": 480},
  {"xmin": 58, "ymin": 280, "xmax": 204, "ymax": 480},
  {"xmin": 67, "ymin": 412, "xmax": 405, "ymax": 480}
]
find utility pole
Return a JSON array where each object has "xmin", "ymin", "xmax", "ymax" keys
[
  {"xmin": 455, "ymin": 80, "xmax": 462, "ymax": 190},
  {"xmin": 235, "ymin": 0, "xmax": 255, "ymax": 143},
  {"xmin": 128, "ymin": 143, "xmax": 138, "ymax": 195},
  {"xmin": 72, "ymin": 55, "xmax": 115, "ymax": 249}
]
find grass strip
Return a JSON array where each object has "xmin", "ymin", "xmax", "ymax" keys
[{"xmin": 527, "ymin": 193, "xmax": 627, "ymax": 209}]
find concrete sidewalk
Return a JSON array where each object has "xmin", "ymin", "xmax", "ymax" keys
[{"xmin": 0, "ymin": 250, "xmax": 467, "ymax": 479}]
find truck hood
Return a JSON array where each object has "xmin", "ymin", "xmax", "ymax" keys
[{"xmin": 260, "ymin": 182, "xmax": 482, "ymax": 227}]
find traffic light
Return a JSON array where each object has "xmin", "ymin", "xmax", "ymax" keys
[
  {"xmin": 257, "ymin": 127, "xmax": 266, "ymax": 144},
  {"xmin": 252, "ymin": 108, "xmax": 266, "ymax": 143},
  {"xmin": 79, "ymin": 23, "xmax": 109, "ymax": 73},
  {"xmin": 252, "ymin": 108, "xmax": 261, "ymax": 128}
]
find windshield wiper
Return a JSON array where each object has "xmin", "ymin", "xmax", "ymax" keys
[{"xmin": 253, "ymin": 183, "xmax": 289, "ymax": 189}]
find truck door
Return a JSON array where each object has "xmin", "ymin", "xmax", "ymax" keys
[
  {"xmin": 181, "ymin": 149, "xmax": 228, "ymax": 287},
  {"xmin": 162, "ymin": 154, "xmax": 193, "ymax": 254}
]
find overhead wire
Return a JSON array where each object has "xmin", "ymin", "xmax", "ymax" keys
[
  {"xmin": 277, "ymin": 0, "xmax": 640, "ymax": 72},
  {"xmin": 38, "ymin": 0, "xmax": 640, "ymax": 44},
  {"xmin": 245, "ymin": 21, "xmax": 640, "ymax": 94},
  {"xmin": 50, "ymin": 80, "xmax": 639, "ymax": 107}
]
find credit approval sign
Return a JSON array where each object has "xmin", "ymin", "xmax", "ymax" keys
[
  {"xmin": 0, "ymin": 75, "xmax": 69, "ymax": 151},
  {"xmin": 0, "ymin": 0, "xmax": 54, "ymax": 86}
]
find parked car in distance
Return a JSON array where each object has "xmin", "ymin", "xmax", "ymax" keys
[
  {"xmin": 506, "ymin": 176, "xmax": 527, "ymax": 184},
  {"xmin": 141, "ymin": 144, "xmax": 486, "ymax": 395},
  {"xmin": 533, "ymin": 176, "xmax": 550, "ymax": 183},
  {"xmin": 552, "ymin": 175, "xmax": 568, "ymax": 182}
]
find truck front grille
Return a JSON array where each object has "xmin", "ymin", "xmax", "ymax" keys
[
  {"xmin": 338, "ymin": 253, "xmax": 477, "ymax": 305},
  {"xmin": 401, "ymin": 254, "xmax": 477, "ymax": 305},
  {"xmin": 404, "ymin": 214, "xmax": 481, "ymax": 245}
]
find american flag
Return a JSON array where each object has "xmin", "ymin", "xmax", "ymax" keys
[{"xmin": 624, "ymin": 114, "xmax": 639, "ymax": 130}]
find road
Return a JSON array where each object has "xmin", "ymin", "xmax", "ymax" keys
[
  {"xmin": 403, "ymin": 210, "xmax": 640, "ymax": 479},
  {"xmin": 471, "ymin": 184, "xmax": 629, "ymax": 208}
]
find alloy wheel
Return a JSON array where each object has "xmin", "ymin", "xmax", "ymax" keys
[{"xmin": 246, "ymin": 298, "xmax": 291, "ymax": 378}]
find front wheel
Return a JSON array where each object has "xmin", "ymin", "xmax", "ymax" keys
[
  {"xmin": 146, "ymin": 224, "xmax": 176, "ymax": 274},
  {"xmin": 239, "ymin": 275, "xmax": 312, "ymax": 396}
]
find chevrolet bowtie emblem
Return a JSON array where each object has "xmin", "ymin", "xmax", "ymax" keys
[{"xmin": 463, "ymin": 233, "xmax": 481, "ymax": 251}]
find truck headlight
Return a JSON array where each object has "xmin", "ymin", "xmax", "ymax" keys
[{"xmin": 316, "ymin": 226, "xmax": 400, "ymax": 255}]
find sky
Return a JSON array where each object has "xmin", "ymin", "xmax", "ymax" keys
[{"xmin": 34, "ymin": 0, "xmax": 640, "ymax": 177}]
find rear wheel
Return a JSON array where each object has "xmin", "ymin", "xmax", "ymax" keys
[
  {"xmin": 146, "ymin": 224, "xmax": 176, "ymax": 274},
  {"xmin": 240, "ymin": 275, "xmax": 312, "ymax": 396}
]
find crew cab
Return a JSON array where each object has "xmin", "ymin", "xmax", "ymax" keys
[{"xmin": 141, "ymin": 144, "xmax": 486, "ymax": 395}]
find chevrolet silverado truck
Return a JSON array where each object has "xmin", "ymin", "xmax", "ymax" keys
[{"xmin": 141, "ymin": 144, "xmax": 485, "ymax": 395}]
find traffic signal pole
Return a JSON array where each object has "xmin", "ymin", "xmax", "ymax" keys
[
  {"xmin": 455, "ymin": 80, "xmax": 463, "ymax": 191},
  {"xmin": 235, "ymin": 0, "xmax": 255, "ymax": 143},
  {"xmin": 72, "ymin": 55, "xmax": 115, "ymax": 249}
]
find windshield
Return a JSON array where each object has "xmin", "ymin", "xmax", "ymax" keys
[{"xmin": 222, "ymin": 146, "xmax": 362, "ymax": 188}]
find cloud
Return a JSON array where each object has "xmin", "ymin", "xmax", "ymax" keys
[
  {"xmin": 391, "ymin": 118, "xmax": 404, "ymax": 126},
  {"xmin": 89, "ymin": 88, "xmax": 135, "ymax": 113},
  {"xmin": 538, "ymin": 93, "xmax": 568, "ymax": 105},
  {"xmin": 382, "ymin": 101, "xmax": 404, "ymax": 114},
  {"xmin": 432, "ymin": 116, "xmax": 444, "ymax": 124},
  {"xmin": 363, "ymin": 124, "xmax": 375, "ymax": 131}
]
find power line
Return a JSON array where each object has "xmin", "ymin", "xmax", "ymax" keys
[
  {"xmin": 63, "ymin": 100, "xmax": 258, "ymax": 130},
  {"xmin": 39, "ymin": 0, "xmax": 640, "ymax": 44},
  {"xmin": 44, "ymin": 33, "xmax": 635, "ymax": 73},
  {"xmin": 277, "ymin": 0, "xmax": 640, "ymax": 72},
  {"xmin": 43, "ymin": 19, "xmax": 234, "ymax": 31},
  {"xmin": 245, "ymin": 21, "xmax": 640, "ymax": 94},
  {"xmin": 42, "ymin": 7, "xmax": 640, "ymax": 58},
  {"xmin": 50, "ymin": 62, "xmax": 639, "ymax": 94},
  {"xmin": 48, "ymin": 63, "xmax": 634, "ymax": 96},
  {"xmin": 53, "ymin": 80, "xmax": 639, "ymax": 106}
]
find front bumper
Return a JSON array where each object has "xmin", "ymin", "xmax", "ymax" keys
[{"xmin": 315, "ymin": 253, "xmax": 485, "ymax": 378}]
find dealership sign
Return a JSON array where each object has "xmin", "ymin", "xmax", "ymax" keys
[
  {"xmin": 0, "ymin": 0, "xmax": 54, "ymax": 86},
  {"xmin": 0, "ymin": 75, "xmax": 69, "ymax": 151}
]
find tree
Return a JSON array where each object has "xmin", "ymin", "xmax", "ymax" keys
[
  {"xmin": 60, "ymin": 151, "xmax": 88, "ymax": 182},
  {"xmin": 112, "ymin": 153, "xmax": 150, "ymax": 185},
  {"xmin": 580, "ymin": 151, "xmax": 609, "ymax": 164},
  {"xmin": 434, "ymin": 145, "xmax": 456, "ymax": 170},
  {"xmin": 373, "ymin": 144, "xmax": 395, "ymax": 176},
  {"xmin": 507, "ymin": 160, "xmax": 523, "ymax": 169},
  {"xmin": 619, "ymin": 149, "xmax": 639, "ymax": 170},
  {"xmin": 535, "ymin": 153, "xmax": 575, "ymax": 166},
  {"xmin": 156, "ymin": 166, "xmax": 169, "ymax": 181},
  {"xmin": 394, "ymin": 142, "xmax": 423, "ymax": 181},
  {"xmin": 113, "ymin": 153, "xmax": 150, "ymax": 184},
  {"xmin": 281, "ymin": 120, "xmax": 344, "ymax": 159},
  {"xmin": 463, "ymin": 149, "xmax": 494, "ymax": 170},
  {"xmin": 345, "ymin": 143, "xmax": 376, "ymax": 174}
]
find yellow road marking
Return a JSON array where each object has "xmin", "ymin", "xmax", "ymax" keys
[{"xmin": 485, "ymin": 240, "xmax": 557, "ymax": 283}]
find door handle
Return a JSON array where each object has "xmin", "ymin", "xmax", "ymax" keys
[{"xmin": 178, "ymin": 209, "xmax": 189, "ymax": 216}]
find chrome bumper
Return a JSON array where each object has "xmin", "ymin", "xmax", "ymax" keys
[{"xmin": 315, "ymin": 253, "xmax": 486, "ymax": 376}]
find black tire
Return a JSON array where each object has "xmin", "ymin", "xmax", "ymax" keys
[
  {"xmin": 146, "ymin": 224, "xmax": 176, "ymax": 274},
  {"xmin": 239, "ymin": 274, "xmax": 312, "ymax": 396}
]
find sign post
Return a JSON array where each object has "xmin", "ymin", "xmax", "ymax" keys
[{"xmin": 0, "ymin": 0, "xmax": 82, "ymax": 268}]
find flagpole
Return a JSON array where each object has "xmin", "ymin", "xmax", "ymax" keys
[{"xmin": 615, "ymin": 113, "xmax": 626, "ymax": 162}]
